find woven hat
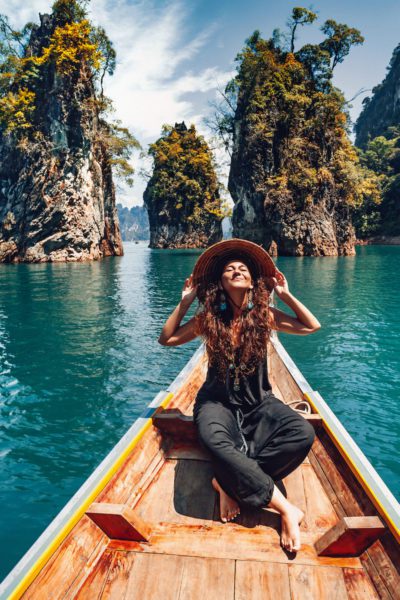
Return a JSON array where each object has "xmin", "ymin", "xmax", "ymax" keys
[{"xmin": 192, "ymin": 238, "xmax": 277, "ymax": 302}]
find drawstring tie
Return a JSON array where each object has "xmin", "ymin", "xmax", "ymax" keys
[{"xmin": 235, "ymin": 407, "xmax": 248, "ymax": 455}]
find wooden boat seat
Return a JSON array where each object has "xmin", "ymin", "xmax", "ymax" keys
[
  {"xmin": 152, "ymin": 407, "xmax": 323, "ymax": 443},
  {"xmin": 86, "ymin": 503, "xmax": 152, "ymax": 542},
  {"xmin": 315, "ymin": 516, "xmax": 386, "ymax": 557}
]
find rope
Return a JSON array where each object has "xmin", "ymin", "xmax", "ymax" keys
[{"xmin": 286, "ymin": 399, "xmax": 312, "ymax": 414}]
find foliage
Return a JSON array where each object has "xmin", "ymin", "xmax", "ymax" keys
[
  {"xmin": 0, "ymin": 0, "xmax": 137, "ymax": 188},
  {"xmin": 145, "ymin": 122, "xmax": 229, "ymax": 228},
  {"xmin": 98, "ymin": 119, "xmax": 141, "ymax": 187},
  {"xmin": 209, "ymin": 7, "xmax": 377, "ymax": 220},
  {"xmin": 353, "ymin": 129, "xmax": 400, "ymax": 236},
  {"xmin": 31, "ymin": 20, "xmax": 103, "ymax": 75}
]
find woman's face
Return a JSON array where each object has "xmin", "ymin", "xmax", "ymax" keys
[{"xmin": 220, "ymin": 260, "xmax": 252, "ymax": 292}]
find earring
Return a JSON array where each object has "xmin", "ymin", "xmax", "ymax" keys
[
  {"xmin": 247, "ymin": 288, "xmax": 254, "ymax": 310},
  {"xmin": 219, "ymin": 290, "xmax": 227, "ymax": 311}
]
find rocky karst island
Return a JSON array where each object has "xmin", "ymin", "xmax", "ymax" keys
[{"xmin": 0, "ymin": 0, "xmax": 138, "ymax": 263}]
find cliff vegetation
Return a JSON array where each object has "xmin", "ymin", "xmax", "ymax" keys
[{"xmin": 144, "ymin": 122, "xmax": 230, "ymax": 248}]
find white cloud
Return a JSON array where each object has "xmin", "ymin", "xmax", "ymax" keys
[
  {"xmin": 87, "ymin": 0, "xmax": 234, "ymax": 206},
  {"xmin": 0, "ymin": 0, "xmax": 234, "ymax": 207},
  {"xmin": 0, "ymin": 0, "xmax": 51, "ymax": 27}
]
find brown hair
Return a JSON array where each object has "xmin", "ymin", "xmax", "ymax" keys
[{"xmin": 194, "ymin": 269, "xmax": 272, "ymax": 382}]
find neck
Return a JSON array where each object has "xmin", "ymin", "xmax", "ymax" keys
[{"xmin": 226, "ymin": 289, "xmax": 248, "ymax": 319}]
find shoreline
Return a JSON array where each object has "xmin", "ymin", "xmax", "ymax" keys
[{"xmin": 355, "ymin": 235, "xmax": 400, "ymax": 246}]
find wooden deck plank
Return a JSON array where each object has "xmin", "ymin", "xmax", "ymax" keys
[
  {"xmin": 235, "ymin": 561, "xmax": 291, "ymax": 600},
  {"xmin": 302, "ymin": 463, "xmax": 340, "ymax": 534},
  {"xmin": 178, "ymin": 555, "xmax": 235, "ymax": 599},
  {"xmin": 108, "ymin": 524, "xmax": 363, "ymax": 569},
  {"xmin": 361, "ymin": 539, "xmax": 400, "ymax": 599},
  {"xmin": 107, "ymin": 553, "xmax": 184, "ymax": 599},
  {"xmin": 134, "ymin": 458, "xmax": 216, "ymax": 525},
  {"xmin": 22, "ymin": 516, "xmax": 108, "ymax": 600},
  {"xmin": 311, "ymin": 435, "xmax": 364, "ymax": 517},
  {"xmin": 308, "ymin": 449, "xmax": 347, "ymax": 519},
  {"xmin": 96, "ymin": 425, "xmax": 165, "ymax": 505},
  {"xmin": 100, "ymin": 552, "xmax": 137, "ymax": 600},
  {"xmin": 72, "ymin": 549, "xmax": 114, "ymax": 600},
  {"xmin": 288, "ymin": 564, "xmax": 348, "ymax": 599},
  {"xmin": 342, "ymin": 568, "xmax": 380, "ymax": 600},
  {"xmin": 101, "ymin": 552, "xmax": 235, "ymax": 600},
  {"xmin": 316, "ymin": 430, "xmax": 377, "ymax": 517},
  {"xmin": 282, "ymin": 464, "xmax": 308, "ymax": 531}
]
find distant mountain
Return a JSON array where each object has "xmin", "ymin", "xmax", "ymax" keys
[{"xmin": 117, "ymin": 204, "xmax": 150, "ymax": 241}]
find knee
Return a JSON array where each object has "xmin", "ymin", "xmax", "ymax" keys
[
  {"xmin": 194, "ymin": 413, "xmax": 238, "ymax": 456},
  {"xmin": 297, "ymin": 418, "xmax": 315, "ymax": 454}
]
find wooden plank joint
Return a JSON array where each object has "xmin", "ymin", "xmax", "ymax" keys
[
  {"xmin": 86, "ymin": 502, "xmax": 152, "ymax": 542},
  {"xmin": 315, "ymin": 516, "xmax": 386, "ymax": 557}
]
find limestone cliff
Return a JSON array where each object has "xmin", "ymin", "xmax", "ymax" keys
[
  {"xmin": 223, "ymin": 25, "xmax": 374, "ymax": 257},
  {"xmin": 144, "ymin": 122, "xmax": 225, "ymax": 248},
  {"xmin": 0, "ymin": 7, "xmax": 123, "ymax": 262},
  {"xmin": 355, "ymin": 44, "xmax": 400, "ymax": 149},
  {"xmin": 353, "ymin": 44, "xmax": 400, "ymax": 237}
]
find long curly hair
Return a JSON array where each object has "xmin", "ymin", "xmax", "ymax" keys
[{"xmin": 194, "ymin": 268, "xmax": 272, "ymax": 382}]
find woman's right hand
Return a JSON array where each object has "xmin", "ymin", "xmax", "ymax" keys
[{"xmin": 182, "ymin": 273, "xmax": 198, "ymax": 305}]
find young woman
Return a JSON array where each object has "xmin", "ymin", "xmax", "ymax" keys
[{"xmin": 158, "ymin": 239, "xmax": 321, "ymax": 553}]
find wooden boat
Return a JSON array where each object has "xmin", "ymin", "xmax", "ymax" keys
[{"xmin": 1, "ymin": 333, "xmax": 400, "ymax": 599}]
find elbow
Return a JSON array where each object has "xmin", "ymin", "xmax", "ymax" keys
[
  {"xmin": 158, "ymin": 337, "xmax": 168, "ymax": 346},
  {"xmin": 308, "ymin": 322, "xmax": 321, "ymax": 334}
]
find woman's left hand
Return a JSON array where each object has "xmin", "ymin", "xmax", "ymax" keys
[{"xmin": 268, "ymin": 270, "xmax": 289, "ymax": 298}]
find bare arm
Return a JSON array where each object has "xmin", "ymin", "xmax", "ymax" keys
[
  {"xmin": 158, "ymin": 273, "xmax": 200, "ymax": 346},
  {"xmin": 267, "ymin": 271, "xmax": 321, "ymax": 335}
]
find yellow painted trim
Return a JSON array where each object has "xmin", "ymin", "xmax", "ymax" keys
[
  {"xmin": 8, "ymin": 392, "xmax": 174, "ymax": 600},
  {"xmin": 304, "ymin": 392, "xmax": 400, "ymax": 544}
]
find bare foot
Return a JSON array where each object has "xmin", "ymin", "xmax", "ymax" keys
[
  {"xmin": 212, "ymin": 477, "xmax": 241, "ymax": 523},
  {"xmin": 280, "ymin": 503, "xmax": 304, "ymax": 553}
]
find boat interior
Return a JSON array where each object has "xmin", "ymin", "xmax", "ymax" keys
[{"xmin": 6, "ymin": 339, "xmax": 400, "ymax": 599}]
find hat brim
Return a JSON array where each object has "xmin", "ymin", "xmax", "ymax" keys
[{"xmin": 192, "ymin": 238, "xmax": 277, "ymax": 301}]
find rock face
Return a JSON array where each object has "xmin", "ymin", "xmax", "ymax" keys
[
  {"xmin": 355, "ymin": 44, "xmax": 400, "ymax": 149},
  {"xmin": 227, "ymin": 35, "xmax": 359, "ymax": 257},
  {"xmin": 144, "ymin": 122, "xmax": 223, "ymax": 249},
  {"xmin": 0, "ymin": 13, "xmax": 123, "ymax": 263},
  {"xmin": 229, "ymin": 165, "xmax": 356, "ymax": 257}
]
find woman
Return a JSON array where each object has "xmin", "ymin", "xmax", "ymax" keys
[{"xmin": 158, "ymin": 239, "xmax": 321, "ymax": 553}]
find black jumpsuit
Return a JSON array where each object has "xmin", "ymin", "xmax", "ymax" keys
[{"xmin": 193, "ymin": 347, "xmax": 315, "ymax": 509}]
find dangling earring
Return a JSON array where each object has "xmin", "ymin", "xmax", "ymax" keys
[
  {"xmin": 247, "ymin": 287, "xmax": 254, "ymax": 310},
  {"xmin": 218, "ymin": 285, "xmax": 227, "ymax": 311},
  {"xmin": 220, "ymin": 291, "xmax": 227, "ymax": 311}
]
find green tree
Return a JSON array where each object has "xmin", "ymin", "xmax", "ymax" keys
[
  {"xmin": 287, "ymin": 7, "xmax": 317, "ymax": 53},
  {"xmin": 145, "ymin": 122, "xmax": 230, "ymax": 228},
  {"xmin": 210, "ymin": 8, "xmax": 379, "ymax": 225},
  {"xmin": 0, "ymin": 0, "xmax": 138, "ymax": 187}
]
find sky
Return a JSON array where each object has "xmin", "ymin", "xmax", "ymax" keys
[{"xmin": 1, "ymin": 0, "xmax": 400, "ymax": 207}]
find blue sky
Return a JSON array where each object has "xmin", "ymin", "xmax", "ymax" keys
[{"xmin": 1, "ymin": 0, "xmax": 400, "ymax": 206}]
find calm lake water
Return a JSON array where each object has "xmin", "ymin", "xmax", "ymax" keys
[{"xmin": 0, "ymin": 241, "xmax": 399, "ymax": 581}]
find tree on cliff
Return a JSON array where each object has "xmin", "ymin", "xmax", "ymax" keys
[
  {"xmin": 354, "ymin": 44, "xmax": 400, "ymax": 238},
  {"xmin": 143, "ymin": 122, "xmax": 230, "ymax": 248},
  {"xmin": 0, "ymin": 0, "xmax": 139, "ymax": 262},
  {"xmin": 211, "ymin": 7, "xmax": 380, "ymax": 256}
]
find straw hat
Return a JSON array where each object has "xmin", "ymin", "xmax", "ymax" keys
[{"xmin": 192, "ymin": 238, "xmax": 277, "ymax": 302}]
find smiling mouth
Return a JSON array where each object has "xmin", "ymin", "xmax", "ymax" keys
[{"xmin": 232, "ymin": 276, "xmax": 244, "ymax": 280}]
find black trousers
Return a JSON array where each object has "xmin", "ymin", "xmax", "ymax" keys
[{"xmin": 193, "ymin": 390, "xmax": 315, "ymax": 508}]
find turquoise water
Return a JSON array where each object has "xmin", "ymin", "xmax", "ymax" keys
[{"xmin": 0, "ymin": 242, "xmax": 399, "ymax": 581}]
